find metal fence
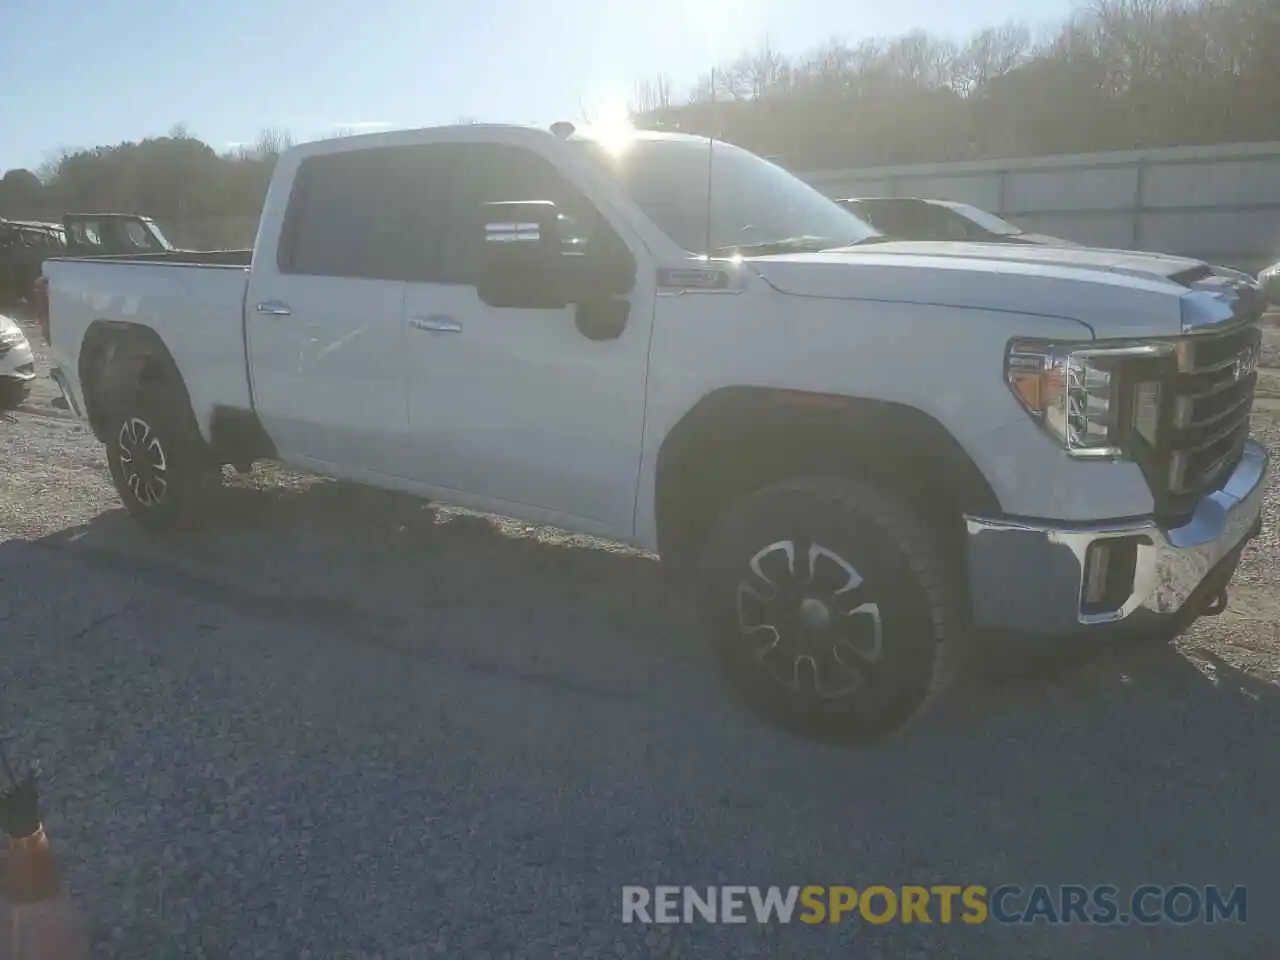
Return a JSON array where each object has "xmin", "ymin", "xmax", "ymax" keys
[
  {"xmin": 799, "ymin": 141, "xmax": 1280, "ymax": 273},
  {"xmin": 158, "ymin": 142, "xmax": 1280, "ymax": 273}
]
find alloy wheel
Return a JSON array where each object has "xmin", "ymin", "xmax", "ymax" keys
[
  {"xmin": 117, "ymin": 416, "xmax": 169, "ymax": 507},
  {"xmin": 735, "ymin": 540, "xmax": 884, "ymax": 702}
]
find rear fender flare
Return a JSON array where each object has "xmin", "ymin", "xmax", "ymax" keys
[{"xmin": 79, "ymin": 320, "xmax": 199, "ymax": 444}]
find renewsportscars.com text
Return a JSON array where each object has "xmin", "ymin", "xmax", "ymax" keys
[{"xmin": 621, "ymin": 884, "xmax": 1247, "ymax": 926}]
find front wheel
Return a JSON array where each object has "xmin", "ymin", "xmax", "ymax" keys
[
  {"xmin": 104, "ymin": 383, "xmax": 218, "ymax": 531},
  {"xmin": 696, "ymin": 476, "xmax": 967, "ymax": 742}
]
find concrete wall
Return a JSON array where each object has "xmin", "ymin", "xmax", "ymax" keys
[{"xmin": 799, "ymin": 141, "xmax": 1280, "ymax": 273}]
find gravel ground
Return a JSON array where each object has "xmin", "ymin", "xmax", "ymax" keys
[
  {"xmin": 1258, "ymin": 313, "xmax": 1280, "ymax": 370},
  {"xmin": 1255, "ymin": 320, "xmax": 1280, "ymax": 403},
  {"xmin": 0, "ymin": 312, "xmax": 1278, "ymax": 957}
]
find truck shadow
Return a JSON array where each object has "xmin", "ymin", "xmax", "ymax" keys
[
  {"xmin": 24, "ymin": 469, "xmax": 1280, "ymax": 744},
  {"xmin": 7, "ymin": 479, "xmax": 1277, "ymax": 958}
]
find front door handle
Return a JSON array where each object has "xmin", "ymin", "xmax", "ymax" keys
[
  {"xmin": 255, "ymin": 300, "xmax": 292, "ymax": 316},
  {"xmin": 409, "ymin": 315, "xmax": 462, "ymax": 333}
]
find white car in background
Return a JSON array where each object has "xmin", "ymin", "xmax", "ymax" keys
[{"xmin": 0, "ymin": 313, "xmax": 35, "ymax": 410}]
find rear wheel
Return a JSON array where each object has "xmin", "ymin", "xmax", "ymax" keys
[
  {"xmin": 104, "ymin": 381, "xmax": 218, "ymax": 531},
  {"xmin": 696, "ymin": 475, "xmax": 966, "ymax": 742}
]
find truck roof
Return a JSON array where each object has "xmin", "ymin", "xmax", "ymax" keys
[
  {"xmin": 1, "ymin": 218, "xmax": 63, "ymax": 231},
  {"xmin": 287, "ymin": 122, "xmax": 710, "ymax": 161},
  {"xmin": 65, "ymin": 211, "xmax": 158, "ymax": 221}
]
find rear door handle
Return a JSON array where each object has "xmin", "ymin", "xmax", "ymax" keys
[
  {"xmin": 410, "ymin": 315, "xmax": 462, "ymax": 333},
  {"xmin": 255, "ymin": 300, "xmax": 292, "ymax": 316}
]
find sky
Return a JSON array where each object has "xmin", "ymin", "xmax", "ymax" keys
[{"xmin": 0, "ymin": 0, "xmax": 1077, "ymax": 173}]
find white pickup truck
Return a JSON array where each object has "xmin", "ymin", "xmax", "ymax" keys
[{"xmin": 41, "ymin": 123, "xmax": 1269, "ymax": 738}]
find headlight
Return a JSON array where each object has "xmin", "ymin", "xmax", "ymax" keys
[{"xmin": 1005, "ymin": 340, "xmax": 1172, "ymax": 458}]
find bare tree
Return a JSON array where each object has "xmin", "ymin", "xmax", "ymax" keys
[
  {"xmin": 881, "ymin": 31, "xmax": 959, "ymax": 89},
  {"xmin": 253, "ymin": 126, "xmax": 294, "ymax": 159},
  {"xmin": 14, "ymin": 0, "xmax": 1280, "ymax": 233},
  {"xmin": 630, "ymin": 74, "xmax": 674, "ymax": 114},
  {"xmin": 36, "ymin": 149, "xmax": 70, "ymax": 186},
  {"xmin": 727, "ymin": 38, "xmax": 789, "ymax": 100},
  {"xmin": 687, "ymin": 70, "xmax": 716, "ymax": 104},
  {"xmin": 953, "ymin": 23, "xmax": 1032, "ymax": 95}
]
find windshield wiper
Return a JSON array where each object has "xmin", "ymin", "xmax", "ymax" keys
[{"xmin": 718, "ymin": 234, "xmax": 892, "ymax": 256}]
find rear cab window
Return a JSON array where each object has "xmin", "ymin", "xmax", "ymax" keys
[{"xmin": 278, "ymin": 146, "xmax": 453, "ymax": 282}]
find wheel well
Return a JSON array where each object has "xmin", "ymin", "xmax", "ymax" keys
[
  {"xmin": 653, "ymin": 388, "xmax": 1001, "ymax": 576},
  {"xmin": 79, "ymin": 321, "xmax": 193, "ymax": 443}
]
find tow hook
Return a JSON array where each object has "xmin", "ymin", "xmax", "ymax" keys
[{"xmin": 1201, "ymin": 589, "xmax": 1229, "ymax": 617}]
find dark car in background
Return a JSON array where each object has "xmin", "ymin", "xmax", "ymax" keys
[
  {"xmin": 0, "ymin": 212, "xmax": 174, "ymax": 306},
  {"xmin": 837, "ymin": 197, "xmax": 1079, "ymax": 247},
  {"xmin": 62, "ymin": 212, "xmax": 174, "ymax": 257},
  {"xmin": 0, "ymin": 219, "xmax": 66, "ymax": 304}
]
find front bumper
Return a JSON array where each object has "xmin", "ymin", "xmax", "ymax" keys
[
  {"xmin": 965, "ymin": 438, "xmax": 1268, "ymax": 636},
  {"xmin": 0, "ymin": 339, "xmax": 35, "ymax": 381}
]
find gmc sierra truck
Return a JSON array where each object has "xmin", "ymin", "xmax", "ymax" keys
[{"xmin": 40, "ymin": 123, "xmax": 1270, "ymax": 738}]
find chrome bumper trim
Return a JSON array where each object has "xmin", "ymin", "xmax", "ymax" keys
[{"xmin": 964, "ymin": 439, "xmax": 1268, "ymax": 635}]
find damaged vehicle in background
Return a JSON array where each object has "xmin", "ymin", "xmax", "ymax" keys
[
  {"xmin": 61, "ymin": 212, "xmax": 175, "ymax": 258},
  {"xmin": 836, "ymin": 197, "xmax": 1079, "ymax": 247},
  {"xmin": 0, "ymin": 219, "xmax": 66, "ymax": 305},
  {"xmin": 3, "ymin": 212, "xmax": 177, "ymax": 307}
]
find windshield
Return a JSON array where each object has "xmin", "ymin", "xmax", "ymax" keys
[
  {"xmin": 145, "ymin": 219, "xmax": 174, "ymax": 250},
  {"xmin": 578, "ymin": 137, "xmax": 880, "ymax": 254},
  {"xmin": 936, "ymin": 201, "xmax": 1023, "ymax": 236}
]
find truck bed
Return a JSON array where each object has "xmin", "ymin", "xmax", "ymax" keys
[
  {"xmin": 44, "ymin": 256, "xmax": 253, "ymax": 441},
  {"xmin": 75, "ymin": 249, "xmax": 254, "ymax": 266}
]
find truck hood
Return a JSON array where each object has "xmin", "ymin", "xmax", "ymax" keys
[{"xmin": 750, "ymin": 240, "xmax": 1257, "ymax": 338}]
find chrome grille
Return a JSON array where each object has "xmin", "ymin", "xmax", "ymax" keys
[{"xmin": 1165, "ymin": 322, "xmax": 1260, "ymax": 500}]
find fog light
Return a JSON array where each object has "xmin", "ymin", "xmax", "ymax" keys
[
  {"xmin": 1084, "ymin": 542, "xmax": 1111, "ymax": 606},
  {"xmin": 1081, "ymin": 537, "xmax": 1141, "ymax": 616}
]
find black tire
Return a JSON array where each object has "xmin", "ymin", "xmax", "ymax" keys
[
  {"xmin": 103, "ymin": 379, "xmax": 218, "ymax": 532},
  {"xmin": 696, "ymin": 475, "xmax": 967, "ymax": 742}
]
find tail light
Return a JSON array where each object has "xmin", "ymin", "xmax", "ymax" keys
[{"xmin": 32, "ymin": 276, "xmax": 50, "ymax": 344}]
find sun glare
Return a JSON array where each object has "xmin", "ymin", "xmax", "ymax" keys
[{"xmin": 583, "ymin": 92, "xmax": 637, "ymax": 156}]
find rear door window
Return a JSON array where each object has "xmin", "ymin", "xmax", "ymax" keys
[{"xmin": 280, "ymin": 146, "xmax": 451, "ymax": 282}]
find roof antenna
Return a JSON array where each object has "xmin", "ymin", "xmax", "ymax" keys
[{"xmin": 703, "ymin": 66, "xmax": 716, "ymax": 261}]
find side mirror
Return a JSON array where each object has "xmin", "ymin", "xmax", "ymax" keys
[
  {"xmin": 478, "ymin": 200, "xmax": 574, "ymax": 309},
  {"xmin": 477, "ymin": 200, "xmax": 637, "ymax": 310}
]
